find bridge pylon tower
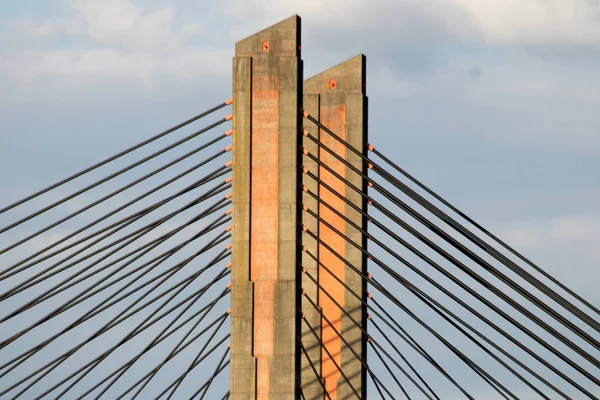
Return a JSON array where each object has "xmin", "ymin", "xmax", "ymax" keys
[{"xmin": 230, "ymin": 15, "xmax": 368, "ymax": 400}]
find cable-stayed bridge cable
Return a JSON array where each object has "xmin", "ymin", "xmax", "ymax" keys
[
  {"xmin": 0, "ymin": 249, "xmax": 230, "ymax": 386},
  {"xmin": 301, "ymin": 203, "xmax": 598, "ymax": 399},
  {"xmin": 303, "ymin": 128, "xmax": 600, "ymax": 346},
  {"xmin": 301, "ymin": 277, "xmax": 426, "ymax": 400},
  {"xmin": 0, "ymin": 160, "xmax": 231, "ymax": 280},
  {"xmin": 368, "ymin": 340, "xmax": 411, "ymax": 400},
  {"xmin": 301, "ymin": 144, "xmax": 600, "ymax": 381},
  {"xmin": 55, "ymin": 309, "xmax": 230, "ymax": 400},
  {"xmin": 302, "ymin": 169, "xmax": 600, "ymax": 397},
  {"xmin": 302, "ymin": 219, "xmax": 517, "ymax": 400},
  {"xmin": 0, "ymin": 113, "xmax": 232, "ymax": 240},
  {"xmin": 302, "ymin": 113, "xmax": 600, "ymax": 328},
  {"xmin": 369, "ymin": 294, "xmax": 565, "ymax": 399},
  {"xmin": 153, "ymin": 331, "xmax": 231, "ymax": 400},
  {"xmin": 187, "ymin": 351, "xmax": 230, "ymax": 400},
  {"xmin": 129, "ymin": 288, "xmax": 231, "ymax": 399},
  {"xmin": 300, "ymin": 313, "xmax": 362, "ymax": 400},
  {"xmin": 1, "ymin": 200, "xmax": 230, "ymax": 325},
  {"xmin": 1, "ymin": 178, "xmax": 231, "ymax": 302},
  {"xmin": 303, "ymin": 112, "xmax": 600, "ymax": 336},
  {"xmin": 369, "ymin": 143, "xmax": 600, "ymax": 318},
  {"xmin": 301, "ymin": 168, "xmax": 596, "ymax": 397},
  {"xmin": 84, "ymin": 268, "xmax": 231, "ymax": 400},
  {"xmin": 1, "ymin": 245, "xmax": 231, "ymax": 398},
  {"xmin": 0, "ymin": 99, "xmax": 232, "ymax": 215},
  {"xmin": 0, "ymin": 202, "xmax": 230, "ymax": 344},
  {"xmin": 79, "ymin": 269, "xmax": 232, "ymax": 400},
  {"xmin": 298, "ymin": 339, "xmax": 333, "ymax": 400},
  {"xmin": 0, "ymin": 230, "xmax": 231, "ymax": 382},
  {"xmin": 300, "ymin": 285, "xmax": 398, "ymax": 400},
  {"xmin": 300, "ymin": 265, "xmax": 440, "ymax": 400},
  {"xmin": 366, "ymin": 167, "xmax": 600, "ymax": 346},
  {"xmin": 0, "ymin": 133, "xmax": 232, "ymax": 258},
  {"xmin": 194, "ymin": 346, "xmax": 230, "ymax": 400},
  {"xmin": 92, "ymin": 315, "xmax": 230, "ymax": 400},
  {"xmin": 0, "ymin": 233, "xmax": 230, "ymax": 379},
  {"xmin": 300, "ymin": 248, "xmax": 473, "ymax": 399},
  {"xmin": 80, "ymin": 297, "xmax": 229, "ymax": 399},
  {"xmin": 0, "ymin": 185, "xmax": 231, "ymax": 307},
  {"xmin": 371, "ymin": 289, "xmax": 555, "ymax": 400},
  {"xmin": 368, "ymin": 363, "xmax": 390, "ymax": 400},
  {"xmin": 370, "ymin": 161, "xmax": 600, "ymax": 334}
]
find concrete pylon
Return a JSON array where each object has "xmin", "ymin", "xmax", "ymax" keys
[
  {"xmin": 230, "ymin": 16, "xmax": 303, "ymax": 400},
  {"xmin": 302, "ymin": 55, "xmax": 368, "ymax": 400}
]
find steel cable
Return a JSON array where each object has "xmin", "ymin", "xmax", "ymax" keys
[
  {"xmin": 303, "ymin": 131, "xmax": 600, "ymax": 350},
  {"xmin": 0, "ymin": 99, "xmax": 231, "ymax": 214},
  {"xmin": 0, "ymin": 161, "xmax": 231, "ymax": 280},
  {"xmin": 298, "ymin": 339, "xmax": 333, "ymax": 400},
  {"xmin": 0, "ymin": 113, "xmax": 232, "ymax": 238},
  {"xmin": 1, "ymin": 178, "xmax": 231, "ymax": 302},
  {"xmin": 300, "ymin": 247, "xmax": 472, "ymax": 399},
  {"xmin": 301, "ymin": 170, "xmax": 596, "ymax": 397},
  {"xmin": 302, "ymin": 113, "xmax": 600, "ymax": 326},
  {"xmin": 0, "ymin": 132, "xmax": 232, "ymax": 256},
  {"xmin": 301, "ymin": 284, "xmax": 403, "ymax": 400},
  {"xmin": 301, "ymin": 209, "xmax": 597, "ymax": 399},
  {"xmin": 3, "ymin": 248, "xmax": 231, "ymax": 399},
  {"xmin": 0, "ymin": 234, "xmax": 231, "ymax": 387},
  {"xmin": 301, "ymin": 149, "xmax": 600, "ymax": 381}
]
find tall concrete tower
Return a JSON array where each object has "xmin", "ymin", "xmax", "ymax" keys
[{"xmin": 229, "ymin": 16, "xmax": 367, "ymax": 400}]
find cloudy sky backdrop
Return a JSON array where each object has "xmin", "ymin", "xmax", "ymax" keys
[{"xmin": 0, "ymin": 0, "xmax": 599, "ymax": 399}]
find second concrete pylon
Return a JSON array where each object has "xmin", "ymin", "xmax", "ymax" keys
[{"xmin": 301, "ymin": 54, "xmax": 368, "ymax": 400}]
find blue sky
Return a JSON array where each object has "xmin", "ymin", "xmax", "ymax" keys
[{"xmin": 0, "ymin": 0, "xmax": 599, "ymax": 398}]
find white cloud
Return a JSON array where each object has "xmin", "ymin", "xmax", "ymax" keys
[
  {"xmin": 547, "ymin": 214, "xmax": 600, "ymax": 242},
  {"xmin": 454, "ymin": 0, "xmax": 600, "ymax": 46},
  {"xmin": 70, "ymin": 0, "xmax": 180, "ymax": 50},
  {"xmin": 6, "ymin": 15, "xmax": 80, "ymax": 38},
  {"xmin": 0, "ymin": 0, "xmax": 229, "ymax": 91},
  {"xmin": 217, "ymin": 0, "xmax": 476, "ymax": 43},
  {"xmin": 501, "ymin": 214, "xmax": 600, "ymax": 248},
  {"xmin": 218, "ymin": 0, "xmax": 600, "ymax": 47},
  {"xmin": 495, "ymin": 214, "xmax": 600, "ymax": 293},
  {"xmin": 2, "ymin": 0, "xmax": 598, "ymax": 93}
]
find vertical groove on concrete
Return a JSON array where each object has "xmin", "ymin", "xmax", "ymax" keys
[
  {"xmin": 304, "ymin": 54, "xmax": 368, "ymax": 400},
  {"xmin": 231, "ymin": 15, "xmax": 302, "ymax": 400},
  {"xmin": 231, "ymin": 53, "xmax": 256, "ymax": 399}
]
